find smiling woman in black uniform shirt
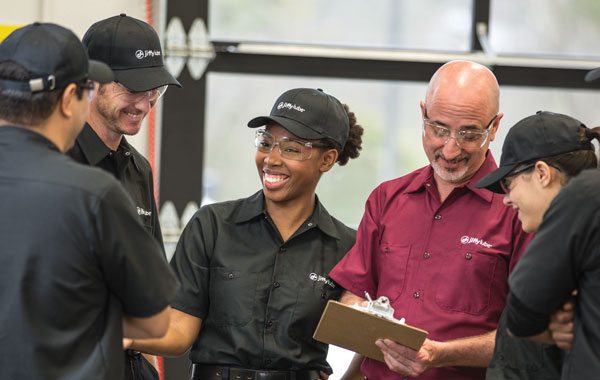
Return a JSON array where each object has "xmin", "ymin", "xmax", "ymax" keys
[{"xmin": 129, "ymin": 88, "xmax": 364, "ymax": 380}]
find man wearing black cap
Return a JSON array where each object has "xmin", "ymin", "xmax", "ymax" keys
[
  {"xmin": 0, "ymin": 22, "xmax": 179, "ymax": 379},
  {"xmin": 66, "ymin": 14, "xmax": 181, "ymax": 379}
]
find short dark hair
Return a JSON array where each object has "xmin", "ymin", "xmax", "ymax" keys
[{"xmin": 0, "ymin": 61, "xmax": 84, "ymax": 127}]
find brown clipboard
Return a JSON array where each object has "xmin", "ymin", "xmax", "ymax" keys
[{"xmin": 313, "ymin": 300, "xmax": 428, "ymax": 362}]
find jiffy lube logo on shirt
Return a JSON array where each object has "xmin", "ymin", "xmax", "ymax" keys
[
  {"xmin": 277, "ymin": 102, "xmax": 305, "ymax": 112},
  {"xmin": 137, "ymin": 207, "xmax": 152, "ymax": 216},
  {"xmin": 460, "ymin": 235, "xmax": 492, "ymax": 248},
  {"xmin": 135, "ymin": 50, "xmax": 161, "ymax": 59},
  {"xmin": 309, "ymin": 273, "xmax": 336, "ymax": 288}
]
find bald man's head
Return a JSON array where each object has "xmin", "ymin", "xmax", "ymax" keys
[{"xmin": 425, "ymin": 60, "xmax": 499, "ymax": 117}]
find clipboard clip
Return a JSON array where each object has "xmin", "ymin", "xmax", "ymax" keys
[{"xmin": 364, "ymin": 292, "xmax": 398, "ymax": 321}]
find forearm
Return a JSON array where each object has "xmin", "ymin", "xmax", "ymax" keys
[
  {"xmin": 340, "ymin": 353, "xmax": 365, "ymax": 380},
  {"xmin": 122, "ymin": 306, "xmax": 171, "ymax": 339},
  {"xmin": 129, "ymin": 309, "xmax": 202, "ymax": 357},
  {"xmin": 431, "ymin": 329, "xmax": 496, "ymax": 368}
]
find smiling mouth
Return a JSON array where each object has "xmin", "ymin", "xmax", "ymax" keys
[{"xmin": 263, "ymin": 172, "xmax": 288, "ymax": 184}]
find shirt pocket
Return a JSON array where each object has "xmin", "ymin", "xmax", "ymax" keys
[
  {"xmin": 291, "ymin": 280, "xmax": 343, "ymax": 340},
  {"xmin": 378, "ymin": 243, "xmax": 411, "ymax": 303},
  {"xmin": 207, "ymin": 267, "xmax": 258, "ymax": 327},
  {"xmin": 434, "ymin": 249, "xmax": 498, "ymax": 315}
]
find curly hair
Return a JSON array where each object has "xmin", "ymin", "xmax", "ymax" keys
[{"xmin": 321, "ymin": 103, "xmax": 364, "ymax": 166}]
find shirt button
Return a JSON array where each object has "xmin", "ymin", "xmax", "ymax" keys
[
  {"xmin": 384, "ymin": 247, "xmax": 389, "ymax": 253},
  {"xmin": 125, "ymin": 151, "xmax": 131, "ymax": 156},
  {"xmin": 434, "ymin": 214, "xmax": 442, "ymax": 220},
  {"xmin": 413, "ymin": 292, "xmax": 420, "ymax": 299},
  {"xmin": 265, "ymin": 358, "xmax": 272, "ymax": 365},
  {"xmin": 321, "ymin": 292, "xmax": 328, "ymax": 299},
  {"xmin": 279, "ymin": 246, "xmax": 286, "ymax": 253},
  {"xmin": 425, "ymin": 183, "xmax": 431, "ymax": 187},
  {"xmin": 273, "ymin": 281, "xmax": 280, "ymax": 288},
  {"xmin": 465, "ymin": 253, "xmax": 472, "ymax": 260},
  {"xmin": 266, "ymin": 320, "xmax": 273, "ymax": 328},
  {"xmin": 403, "ymin": 376, "xmax": 409, "ymax": 380},
  {"xmin": 227, "ymin": 273, "xmax": 234, "ymax": 279},
  {"xmin": 307, "ymin": 222, "xmax": 314, "ymax": 227},
  {"xmin": 423, "ymin": 252, "xmax": 430, "ymax": 259}
]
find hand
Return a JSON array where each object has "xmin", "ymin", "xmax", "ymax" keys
[
  {"xmin": 549, "ymin": 300, "xmax": 575, "ymax": 350},
  {"xmin": 318, "ymin": 370, "xmax": 329, "ymax": 380},
  {"xmin": 123, "ymin": 338, "xmax": 134, "ymax": 350},
  {"xmin": 375, "ymin": 338, "xmax": 437, "ymax": 377}
]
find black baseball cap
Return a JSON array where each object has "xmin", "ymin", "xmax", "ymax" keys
[
  {"xmin": 475, "ymin": 111, "xmax": 593, "ymax": 193},
  {"xmin": 247, "ymin": 88, "xmax": 350, "ymax": 147},
  {"xmin": 585, "ymin": 67, "xmax": 600, "ymax": 82},
  {"xmin": 0, "ymin": 22, "xmax": 113, "ymax": 92},
  {"xmin": 83, "ymin": 14, "xmax": 181, "ymax": 91}
]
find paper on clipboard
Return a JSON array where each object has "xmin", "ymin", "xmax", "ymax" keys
[{"xmin": 313, "ymin": 299, "xmax": 428, "ymax": 363}]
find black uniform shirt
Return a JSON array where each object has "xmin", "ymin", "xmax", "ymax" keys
[
  {"xmin": 0, "ymin": 126, "xmax": 179, "ymax": 379},
  {"xmin": 170, "ymin": 190, "xmax": 356, "ymax": 373},
  {"xmin": 68, "ymin": 123, "xmax": 164, "ymax": 254},
  {"xmin": 507, "ymin": 168, "xmax": 600, "ymax": 380}
]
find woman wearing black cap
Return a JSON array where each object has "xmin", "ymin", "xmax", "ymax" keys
[
  {"xmin": 475, "ymin": 111, "xmax": 600, "ymax": 380},
  {"xmin": 128, "ymin": 88, "xmax": 363, "ymax": 380}
]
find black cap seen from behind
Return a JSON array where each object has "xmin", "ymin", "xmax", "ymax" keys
[
  {"xmin": 475, "ymin": 111, "xmax": 593, "ymax": 193},
  {"xmin": 83, "ymin": 14, "xmax": 181, "ymax": 91},
  {"xmin": 0, "ymin": 22, "xmax": 113, "ymax": 92},
  {"xmin": 247, "ymin": 88, "xmax": 350, "ymax": 147}
]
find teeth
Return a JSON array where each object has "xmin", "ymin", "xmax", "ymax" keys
[
  {"xmin": 264, "ymin": 173, "xmax": 287, "ymax": 184},
  {"xmin": 125, "ymin": 112, "xmax": 141, "ymax": 119}
]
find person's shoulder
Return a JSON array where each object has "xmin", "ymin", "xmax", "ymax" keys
[
  {"xmin": 58, "ymin": 156, "xmax": 125, "ymax": 197},
  {"xmin": 369, "ymin": 165, "xmax": 427, "ymax": 197}
]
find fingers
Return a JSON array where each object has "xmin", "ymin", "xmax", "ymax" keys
[
  {"xmin": 376, "ymin": 339, "xmax": 426, "ymax": 377},
  {"xmin": 318, "ymin": 370, "xmax": 329, "ymax": 380}
]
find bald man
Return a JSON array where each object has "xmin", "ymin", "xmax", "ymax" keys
[{"xmin": 329, "ymin": 61, "xmax": 532, "ymax": 380}]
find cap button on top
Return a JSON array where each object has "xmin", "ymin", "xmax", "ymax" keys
[{"xmin": 120, "ymin": 13, "xmax": 127, "ymax": 17}]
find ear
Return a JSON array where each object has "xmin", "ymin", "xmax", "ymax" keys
[
  {"xmin": 319, "ymin": 149, "xmax": 338, "ymax": 173},
  {"xmin": 58, "ymin": 84, "xmax": 78, "ymax": 119},
  {"xmin": 488, "ymin": 112, "xmax": 503, "ymax": 142},
  {"xmin": 419, "ymin": 100, "xmax": 426, "ymax": 119},
  {"xmin": 534, "ymin": 161, "xmax": 554, "ymax": 188}
]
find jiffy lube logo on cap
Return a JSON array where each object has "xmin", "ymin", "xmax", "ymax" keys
[
  {"xmin": 277, "ymin": 102, "xmax": 305, "ymax": 112},
  {"xmin": 135, "ymin": 50, "xmax": 161, "ymax": 59}
]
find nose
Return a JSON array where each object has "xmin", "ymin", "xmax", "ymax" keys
[
  {"xmin": 133, "ymin": 93, "xmax": 152, "ymax": 113},
  {"xmin": 440, "ymin": 135, "xmax": 462, "ymax": 159},
  {"xmin": 263, "ymin": 142, "xmax": 283, "ymax": 165}
]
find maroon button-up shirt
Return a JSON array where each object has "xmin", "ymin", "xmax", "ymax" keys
[{"xmin": 330, "ymin": 152, "xmax": 532, "ymax": 380}]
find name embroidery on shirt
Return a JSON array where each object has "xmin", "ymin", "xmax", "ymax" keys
[
  {"xmin": 137, "ymin": 207, "xmax": 152, "ymax": 216},
  {"xmin": 309, "ymin": 273, "xmax": 336, "ymax": 288},
  {"xmin": 461, "ymin": 235, "xmax": 492, "ymax": 248}
]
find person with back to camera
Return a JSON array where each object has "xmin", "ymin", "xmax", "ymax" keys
[
  {"xmin": 127, "ymin": 87, "xmax": 364, "ymax": 380},
  {"xmin": 66, "ymin": 14, "xmax": 182, "ymax": 380},
  {"xmin": 0, "ymin": 22, "xmax": 179, "ymax": 379}
]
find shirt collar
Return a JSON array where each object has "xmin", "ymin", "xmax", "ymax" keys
[
  {"xmin": 232, "ymin": 190, "xmax": 344, "ymax": 241},
  {"xmin": 0, "ymin": 125, "xmax": 60, "ymax": 152},
  {"xmin": 76, "ymin": 123, "xmax": 140, "ymax": 172},
  {"xmin": 405, "ymin": 150, "xmax": 498, "ymax": 203}
]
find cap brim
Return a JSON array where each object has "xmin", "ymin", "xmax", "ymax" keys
[
  {"xmin": 247, "ymin": 115, "xmax": 325, "ymax": 140},
  {"xmin": 474, "ymin": 164, "xmax": 519, "ymax": 194},
  {"xmin": 88, "ymin": 60, "xmax": 114, "ymax": 84},
  {"xmin": 114, "ymin": 65, "xmax": 181, "ymax": 91},
  {"xmin": 585, "ymin": 67, "xmax": 600, "ymax": 82}
]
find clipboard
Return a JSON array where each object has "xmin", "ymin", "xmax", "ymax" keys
[{"xmin": 313, "ymin": 300, "xmax": 428, "ymax": 362}]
